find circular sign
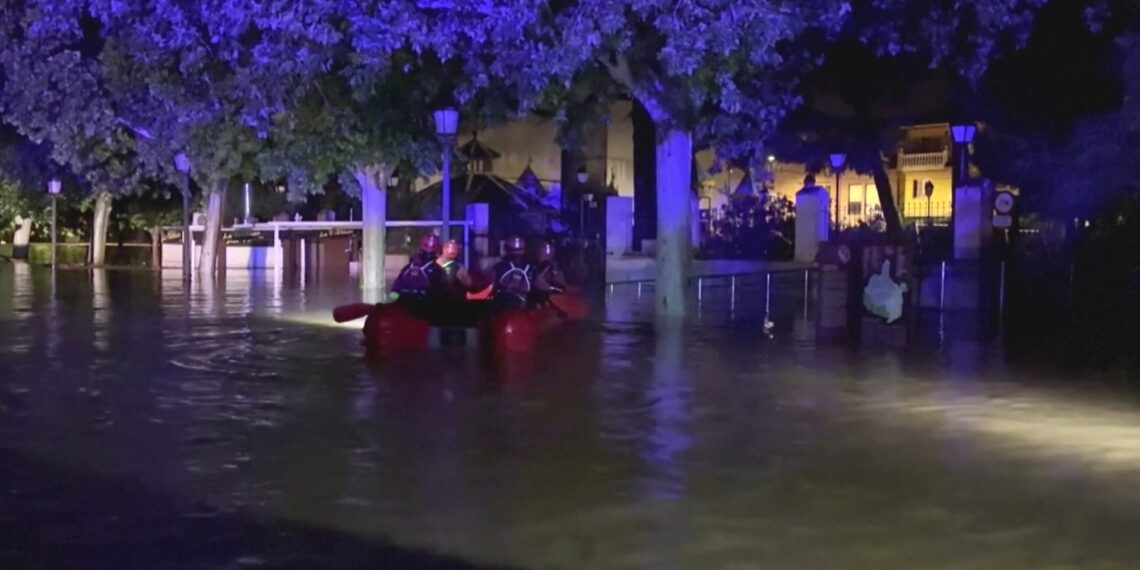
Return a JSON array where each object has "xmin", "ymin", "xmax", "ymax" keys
[
  {"xmin": 837, "ymin": 245, "xmax": 851, "ymax": 265},
  {"xmin": 994, "ymin": 191, "xmax": 1016, "ymax": 214}
]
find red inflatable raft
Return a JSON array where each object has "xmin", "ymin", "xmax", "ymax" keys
[{"xmin": 333, "ymin": 288, "xmax": 587, "ymax": 353}]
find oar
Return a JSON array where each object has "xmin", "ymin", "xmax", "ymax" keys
[
  {"xmin": 333, "ymin": 303, "xmax": 374, "ymax": 323},
  {"xmin": 547, "ymin": 292, "xmax": 587, "ymax": 320}
]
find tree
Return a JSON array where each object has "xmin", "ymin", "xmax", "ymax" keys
[
  {"xmin": 453, "ymin": 0, "xmax": 1044, "ymax": 316},
  {"xmin": 0, "ymin": 2, "xmax": 155, "ymax": 265}
]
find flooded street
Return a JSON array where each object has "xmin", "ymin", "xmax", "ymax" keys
[{"xmin": 3, "ymin": 264, "xmax": 1140, "ymax": 569}]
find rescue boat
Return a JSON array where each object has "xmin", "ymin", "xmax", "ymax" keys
[{"xmin": 332, "ymin": 287, "xmax": 587, "ymax": 353}]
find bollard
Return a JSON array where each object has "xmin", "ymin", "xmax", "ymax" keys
[
  {"xmin": 608, "ymin": 283, "xmax": 614, "ymax": 295},
  {"xmin": 637, "ymin": 282, "xmax": 643, "ymax": 298},
  {"xmin": 940, "ymin": 261, "xmax": 946, "ymax": 310},
  {"xmin": 697, "ymin": 277, "xmax": 703, "ymax": 302}
]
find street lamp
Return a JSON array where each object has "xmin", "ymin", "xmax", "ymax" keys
[
  {"xmin": 174, "ymin": 153, "xmax": 192, "ymax": 284},
  {"xmin": 47, "ymin": 178, "xmax": 61, "ymax": 267},
  {"xmin": 924, "ymin": 180, "xmax": 935, "ymax": 226},
  {"xmin": 433, "ymin": 107, "xmax": 459, "ymax": 241},
  {"xmin": 829, "ymin": 153, "xmax": 846, "ymax": 231}
]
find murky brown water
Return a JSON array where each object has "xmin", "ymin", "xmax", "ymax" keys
[{"xmin": 3, "ymin": 263, "xmax": 1140, "ymax": 569}]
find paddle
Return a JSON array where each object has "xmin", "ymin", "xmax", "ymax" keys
[
  {"xmin": 546, "ymin": 291, "xmax": 587, "ymax": 320},
  {"xmin": 332, "ymin": 303, "xmax": 374, "ymax": 323}
]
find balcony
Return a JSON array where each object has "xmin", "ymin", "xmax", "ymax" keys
[{"xmin": 898, "ymin": 150, "xmax": 949, "ymax": 172}]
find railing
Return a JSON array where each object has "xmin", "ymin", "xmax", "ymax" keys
[
  {"xmin": 902, "ymin": 200, "xmax": 951, "ymax": 221},
  {"xmin": 606, "ymin": 265, "xmax": 820, "ymax": 323},
  {"xmin": 898, "ymin": 150, "xmax": 948, "ymax": 171},
  {"xmin": 162, "ymin": 220, "xmax": 477, "ymax": 268}
]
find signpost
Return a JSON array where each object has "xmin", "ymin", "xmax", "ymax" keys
[{"xmin": 993, "ymin": 191, "xmax": 1016, "ymax": 229}]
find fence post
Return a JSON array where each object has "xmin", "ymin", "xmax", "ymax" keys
[
  {"xmin": 802, "ymin": 269, "xmax": 809, "ymax": 320},
  {"xmin": 731, "ymin": 275, "xmax": 737, "ymax": 311},
  {"xmin": 765, "ymin": 272, "xmax": 772, "ymax": 317}
]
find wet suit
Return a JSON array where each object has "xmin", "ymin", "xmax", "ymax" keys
[{"xmin": 429, "ymin": 258, "xmax": 486, "ymax": 326}]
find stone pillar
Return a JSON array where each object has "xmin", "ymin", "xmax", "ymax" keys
[
  {"xmin": 12, "ymin": 215, "xmax": 31, "ymax": 260},
  {"xmin": 795, "ymin": 186, "xmax": 830, "ymax": 262},
  {"xmin": 953, "ymin": 184, "xmax": 989, "ymax": 260},
  {"xmin": 605, "ymin": 196, "xmax": 633, "ymax": 256}
]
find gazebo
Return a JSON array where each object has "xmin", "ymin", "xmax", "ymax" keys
[{"xmin": 417, "ymin": 134, "xmax": 557, "ymax": 244}]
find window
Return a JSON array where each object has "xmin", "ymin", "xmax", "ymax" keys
[{"xmin": 848, "ymin": 184, "xmax": 865, "ymax": 218}]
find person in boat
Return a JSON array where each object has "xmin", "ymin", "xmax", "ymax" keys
[
  {"xmin": 391, "ymin": 234, "xmax": 444, "ymax": 302},
  {"xmin": 430, "ymin": 240, "xmax": 480, "ymax": 325},
  {"xmin": 531, "ymin": 240, "xmax": 568, "ymax": 302},
  {"xmin": 491, "ymin": 236, "xmax": 535, "ymax": 310}
]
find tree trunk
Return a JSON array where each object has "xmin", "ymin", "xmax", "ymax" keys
[
  {"xmin": 150, "ymin": 226, "xmax": 162, "ymax": 269},
  {"xmin": 869, "ymin": 161, "xmax": 904, "ymax": 241},
  {"xmin": 197, "ymin": 180, "xmax": 228, "ymax": 276},
  {"xmin": 655, "ymin": 129, "xmax": 693, "ymax": 318},
  {"xmin": 355, "ymin": 165, "xmax": 390, "ymax": 304},
  {"xmin": 90, "ymin": 191, "xmax": 113, "ymax": 266}
]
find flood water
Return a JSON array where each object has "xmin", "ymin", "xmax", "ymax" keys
[{"xmin": 3, "ymin": 263, "xmax": 1140, "ymax": 569}]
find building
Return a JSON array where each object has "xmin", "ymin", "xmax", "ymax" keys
[{"xmin": 414, "ymin": 114, "xmax": 975, "ymax": 237}]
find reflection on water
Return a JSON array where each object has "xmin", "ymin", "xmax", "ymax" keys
[{"xmin": 2, "ymin": 263, "xmax": 1140, "ymax": 569}]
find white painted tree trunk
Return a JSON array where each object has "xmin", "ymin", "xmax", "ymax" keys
[
  {"xmin": 90, "ymin": 191, "xmax": 113, "ymax": 266},
  {"xmin": 197, "ymin": 181, "xmax": 227, "ymax": 276},
  {"xmin": 655, "ymin": 129, "xmax": 693, "ymax": 317},
  {"xmin": 355, "ymin": 165, "xmax": 390, "ymax": 304}
]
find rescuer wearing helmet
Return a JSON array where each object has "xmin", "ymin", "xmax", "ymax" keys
[
  {"xmin": 491, "ymin": 236, "xmax": 535, "ymax": 310},
  {"xmin": 391, "ymin": 233, "xmax": 444, "ymax": 300}
]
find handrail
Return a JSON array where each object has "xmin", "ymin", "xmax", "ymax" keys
[
  {"xmin": 606, "ymin": 264, "xmax": 817, "ymax": 286},
  {"xmin": 160, "ymin": 220, "xmax": 473, "ymax": 232}
]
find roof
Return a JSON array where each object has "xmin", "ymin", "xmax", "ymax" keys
[
  {"xmin": 419, "ymin": 173, "xmax": 555, "ymax": 213},
  {"xmin": 457, "ymin": 134, "xmax": 501, "ymax": 162},
  {"xmin": 515, "ymin": 164, "xmax": 546, "ymax": 195}
]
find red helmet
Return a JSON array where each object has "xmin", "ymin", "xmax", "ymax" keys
[
  {"xmin": 441, "ymin": 240, "xmax": 462, "ymax": 261},
  {"xmin": 505, "ymin": 236, "xmax": 525, "ymax": 255},
  {"xmin": 419, "ymin": 233, "xmax": 441, "ymax": 254},
  {"xmin": 537, "ymin": 241, "xmax": 555, "ymax": 262}
]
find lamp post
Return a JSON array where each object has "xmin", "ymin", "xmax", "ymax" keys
[
  {"xmin": 174, "ymin": 153, "xmax": 192, "ymax": 284},
  {"xmin": 829, "ymin": 153, "xmax": 846, "ymax": 231},
  {"xmin": 577, "ymin": 166, "xmax": 589, "ymax": 236},
  {"xmin": 47, "ymin": 178, "xmax": 61, "ymax": 267},
  {"xmin": 924, "ymin": 180, "xmax": 935, "ymax": 226},
  {"xmin": 950, "ymin": 124, "xmax": 976, "ymax": 235},
  {"xmin": 433, "ymin": 108, "xmax": 459, "ymax": 241},
  {"xmin": 243, "ymin": 182, "xmax": 252, "ymax": 224}
]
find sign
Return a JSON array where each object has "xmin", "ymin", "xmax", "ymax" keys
[
  {"xmin": 993, "ymin": 214, "xmax": 1012, "ymax": 228},
  {"xmin": 994, "ymin": 191, "xmax": 1016, "ymax": 214},
  {"xmin": 837, "ymin": 245, "xmax": 851, "ymax": 265}
]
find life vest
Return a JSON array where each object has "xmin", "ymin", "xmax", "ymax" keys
[
  {"xmin": 432, "ymin": 259, "xmax": 467, "ymax": 300},
  {"xmin": 497, "ymin": 262, "xmax": 532, "ymax": 295},
  {"xmin": 394, "ymin": 258, "xmax": 437, "ymax": 294}
]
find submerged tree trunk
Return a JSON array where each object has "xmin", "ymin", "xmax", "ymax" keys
[
  {"xmin": 197, "ymin": 180, "xmax": 228, "ymax": 276},
  {"xmin": 149, "ymin": 226, "xmax": 162, "ymax": 269},
  {"xmin": 354, "ymin": 164, "xmax": 390, "ymax": 304},
  {"xmin": 90, "ymin": 191, "xmax": 113, "ymax": 266},
  {"xmin": 655, "ymin": 128, "xmax": 693, "ymax": 318}
]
